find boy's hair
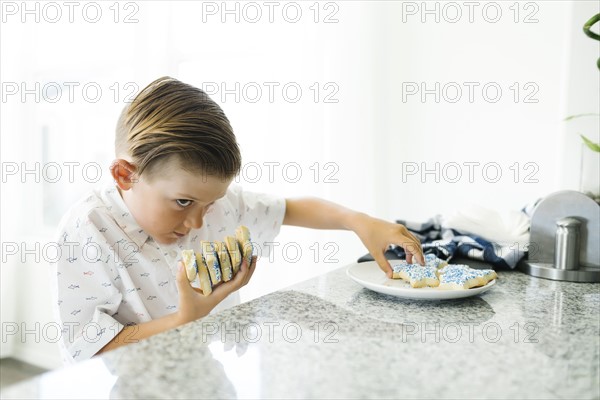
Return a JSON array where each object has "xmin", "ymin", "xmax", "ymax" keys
[{"xmin": 115, "ymin": 76, "xmax": 241, "ymax": 180}]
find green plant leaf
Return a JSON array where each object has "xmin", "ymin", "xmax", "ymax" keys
[
  {"xmin": 583, "ymin": 13, "xmax": 600, "ymax": 41},
  {"xmin": 581, "ymin": 134, "xmax": 600, "ymax": 152},
  {"xmin": 564, "ymin": 113, "xmax": 599, "ymax": 121}
]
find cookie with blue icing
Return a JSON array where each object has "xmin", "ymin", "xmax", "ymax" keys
[
  {"xmin": 201, "ymin": 241, "xmax": 222, "ymax": 284},
  {"xmin": 438, "ymin": 264, "xmax": 498, "ymax": 289},
  {"xmin": 423, "ymin": 253, "xmax": 448, "ymax": 269},
  {"xmin": 439, "ymin": 264, "xmax": 497, "ymax": 286},
  {"xmin": 215, "ymin": 241, "xmax": 234, "ymax": 282},
  {"xmin": 391, "ymin": 262, "xmax": 440, "ymax": 288},
  {"xmin": 235, "ymin": 225, "xmax": 253, "ymax": 266},
  {"xmin": 224, "ymin": 235, "xmax": 242, "ymax": 274},
  {"xmin": 181, "ymin": 250, "xmax": 212, "ymax": 296}
]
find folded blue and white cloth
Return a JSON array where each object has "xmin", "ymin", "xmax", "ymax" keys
[{"xmin": 388, "ymin": 215, "xmax": 527, "ymax": 269}]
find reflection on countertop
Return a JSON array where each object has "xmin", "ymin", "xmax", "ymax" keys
[{"xmin": 2, "ymin": 267, "xmax": 599, "ymax": 399}]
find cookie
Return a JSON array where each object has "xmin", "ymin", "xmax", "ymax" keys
[
  {"xmin": 201, "ymin": 241, "xmax": 222, "ymax": 284},
  {"xmin": 401, "ymin": 264, "xmax": 440, "ymax": 288},
  {"xmin": 196, "ymin": 252, "xmax": 213, "ymax": 295},
  {"xmin": 391, "ymin": 260, "xmax": 410, "ymax": 279},
  {"xmin": 181, "ymin": 250, "xmax": 212, "ymax": 296},
  {"xmin": 235, "ymin": 225, "xmax": 253, "ymax": 266},
  {"xmin": 424, "ymin": 253, "xmax": 448, "ymax": 269},
  {"xmin": 391, "ymin": 260, "xmax": 497, "ymax": 290},
  {"xmin": 474, "ymin": 268, "xmax": 497, "ymax": 284},
  {"xmin": 438, "ymin": 264, "xmax": 498, "ymax": 285},
  {"xmin": 438, "ymin": 265, "xmax": 485, "ymax": 290},
  {"xmin": 391, "ymin": 262, "xmax": 440, "ymax": 288},
  {"xmin": 224, "ymin": 235, "xmax": 242, "ymax": 274},
  {"xmin": 182, "ymin": 249, "xmax": 198, "ymax": 282},
  {"xmin": 216, "ymin": 241, "xmax": 234, "ymax": 282}
]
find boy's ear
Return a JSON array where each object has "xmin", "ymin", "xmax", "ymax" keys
[{"xmin": 110, "ymin": 159, "xmax": 138, "ymax": 190}]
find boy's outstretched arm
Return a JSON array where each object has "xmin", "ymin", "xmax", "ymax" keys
[{"xmin": 283, "ymin": 198, "xmax": 424, "ymax": 277}]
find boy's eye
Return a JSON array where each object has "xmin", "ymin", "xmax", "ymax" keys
[{"xmin": 176, "ymin": 199, "xmax": 193, "ymax": 208}]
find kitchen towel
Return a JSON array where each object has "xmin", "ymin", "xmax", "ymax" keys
[{"xmin": 359, "ymin": 203, "xmax": 536, "ymax": 269}]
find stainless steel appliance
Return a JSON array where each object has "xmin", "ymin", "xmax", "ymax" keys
[{"xmin": 519, "ymin": 190, "xmax": 600, "ymax": 282}]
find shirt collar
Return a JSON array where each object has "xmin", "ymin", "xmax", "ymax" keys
[{"xmin": 102, "ymin": 182, "xmax": 150, "ymax": 249}]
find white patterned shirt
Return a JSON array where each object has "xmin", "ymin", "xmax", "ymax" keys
[{"xmin": 51, "ymin": 182, "xmax": 285, "ymax": 364}]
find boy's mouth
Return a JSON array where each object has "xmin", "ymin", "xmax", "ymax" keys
[{"xmin": 174, "ymin": 232, "xmax": 187, "ymax": 238}]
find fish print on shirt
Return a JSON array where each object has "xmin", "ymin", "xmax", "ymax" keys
[{"xmin": 53, "ymin": 182, "xmax": 285, "ymax": 363}]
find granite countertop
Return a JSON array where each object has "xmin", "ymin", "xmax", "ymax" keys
[{"xmin": 2, "ymin": 265, "xmax": 599, "ymax": 399}]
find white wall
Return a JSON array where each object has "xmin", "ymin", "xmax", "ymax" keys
[
  {"xmin": 559, "ymin": 1, "xmax": 600, "ymax": 194},
  {"xmin": 370, "ymin": 1, "xmax": 590, "ymax": 222},
  {"xmin": 1, "ymin": 1, "xmax": 597, "ymax": 369}
]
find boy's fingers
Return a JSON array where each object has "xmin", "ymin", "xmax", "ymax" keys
[
  {"xmin": 373, "ymin": 252, "xmax": 393, "ymax": 279},
  {"xmin": 242, "ymin": 256, "xmax": 257, "ymax": 285},
  {"xmin": 175, "ymin": 261, "xmax": 193, "ymax": 293},
  {"xmin": 235, "ymin": 257, "xmax": 251, "ymax": 286},
  {"xmin": 401, "ymin": 237, "xmax": 424, "ymax": 266}
]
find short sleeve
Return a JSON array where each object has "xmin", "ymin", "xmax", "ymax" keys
[{"xmin": 228, "ymin": 184, "xmax": 286, "ymax": 254}]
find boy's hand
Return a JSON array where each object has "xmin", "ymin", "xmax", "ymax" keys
[
  {"xmin": 352, "ymin": 215, "xmax": 424, "ymax": 278},
  {"xmin": 174, "ymin": 256, "xmax": 257, "ymax": 325}
]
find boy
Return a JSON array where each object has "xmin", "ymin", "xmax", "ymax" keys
[{"xmin": 53, "ymin": 77, "xmax": 424, "ymax": 364}]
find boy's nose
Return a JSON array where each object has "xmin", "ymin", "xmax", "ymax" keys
[
  {"xmin": 184, "ymin": 208, "xmax": 207, "ymax": 230},
  {"xmin": 183, "ymin": 210, "xmax": 205, "ymax": 229}
]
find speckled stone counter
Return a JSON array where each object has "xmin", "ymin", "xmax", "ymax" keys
[{"xmin": 2, "ymin": 266, "xmax": 599, "ymax": 399}]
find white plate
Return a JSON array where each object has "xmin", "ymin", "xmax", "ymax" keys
[{"xmin": 346, "ymin": 261, "xmax": 496, "ymax": 300}]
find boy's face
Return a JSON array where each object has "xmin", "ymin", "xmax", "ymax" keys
[{"xmin": 120, "ymin": 164, "xmax": 232, "ymax": 244}]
